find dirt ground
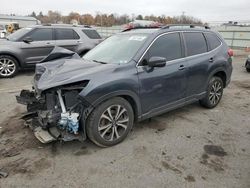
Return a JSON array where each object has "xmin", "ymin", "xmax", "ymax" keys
[{"xmin": 0, "ymin": 57, "xmax": 249, "ymax": 188}]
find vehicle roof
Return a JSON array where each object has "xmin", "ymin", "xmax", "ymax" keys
[
  {"xmin": 122, "ymin": 26, "xmax": 214, "ymax": 35},
  {"xmin": 27, "ymin": 24, "xmax": 94, "ymax": 30}
]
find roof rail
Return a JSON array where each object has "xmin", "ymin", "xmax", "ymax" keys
[
  {"xmin": 162, "ymin": 24, "xmax": 210, "ymax": 29},
  {"xmin": 82, "ymin": 25, "xmax": 92, "ymax": 28},
  {"xmin": 41, "ymin": 23, "xmax": 92, "ymax": 28},
  {"xmin": 122, "ymin": 26, "xmax": 161, "ymax": 32},
  {"xmin": 42, "ymin": 23, "xmax": 51, "ymax": 26}
]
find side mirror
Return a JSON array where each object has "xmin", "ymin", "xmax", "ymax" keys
[
  {"xmin": 148, "ymin": 56, "xmax": 166, "ymax": 67},
  {"xmin": 23, "ymin": 37, "xmax": 33, "ymax": 43}
]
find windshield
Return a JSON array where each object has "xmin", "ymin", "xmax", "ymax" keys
[
  {"xmin": 6, "ymin": 27, "xmax": 32, "ymax": 41},
  {"xmin": 83, "ymin": 33, "xmax": 149, "ymax": 64}
]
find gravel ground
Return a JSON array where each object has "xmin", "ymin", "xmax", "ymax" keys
[{"xmin": 0, "ymin": 57, "xmax": 249, "ymax": 188}]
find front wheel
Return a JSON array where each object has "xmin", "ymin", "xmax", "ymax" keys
[
  {"xmin": 86, "ymin": 97, "xmax": 134, "ymax": 147},
  {"xmin": 0, "ymin": 55, "xmax": 19, "ymax": 78},
  {"xmin": 246, "ymin": 67, "xmax": 250, "ymax": 72},
  {"xmin": 200, "ymin": 76, "xmax": 224, "ymax": 108}
]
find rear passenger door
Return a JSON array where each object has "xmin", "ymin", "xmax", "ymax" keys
[
  {"xmin": 183, "ymin": 32, "xmax": 211, "ymax": 97},
  {"xmin": 55, "ymin": 28, "xmax": 80, "ymax": 52}
]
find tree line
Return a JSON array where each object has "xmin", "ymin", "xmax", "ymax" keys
[{"xmin": 29, "ymin": 11, "xmax": 203, "ymax": 26}]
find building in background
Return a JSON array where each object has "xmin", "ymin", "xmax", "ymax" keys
[{"xmin": 0, "ymin": 15, "xmax": 40, "ymax": 28}]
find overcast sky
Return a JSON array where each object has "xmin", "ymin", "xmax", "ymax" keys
[{"xmin": 0, "ymin": 0, "xmax": 249, "ymax": 22}]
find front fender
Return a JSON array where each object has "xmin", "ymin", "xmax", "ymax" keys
[
  {"xmin": 0, "ymin": 48, "xmax": 23, "ymax": 65},
  {"xmin": 78, "ymin": 63, "xmax": 142, "ymax": 118},
  {"xmin": 91, "ymin": 90, "xmax": 141, "ymax": 117}
]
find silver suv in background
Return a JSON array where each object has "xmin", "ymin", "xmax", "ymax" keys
[{"xmin": 0, "ymin": 24, "xmax": 102, "ymax": 77}]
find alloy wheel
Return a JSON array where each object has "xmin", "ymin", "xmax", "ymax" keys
[
  {"xmin": 0, "ymin": 57, "xmax": 16, "ymax": 77},
  {"xmin": 209, "ymin": 81, "xmax": 222, "ymax": 105},
  {"xmin": 98, "ymin": 105, "xmax": 129, "ymax": 142}
]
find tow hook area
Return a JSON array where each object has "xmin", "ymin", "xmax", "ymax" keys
[{"xmin": 34, "ymin": 127, "xmax": 56, "ymax": 143}]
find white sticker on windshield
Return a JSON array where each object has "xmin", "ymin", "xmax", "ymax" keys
[{"xmin": 129, "ymin": 36, "xmax": 146, "ymax": 41}]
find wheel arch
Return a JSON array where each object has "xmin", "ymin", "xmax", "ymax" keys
[
  {"xmin": 208, "ymin": 68, "xmax": 227, "ymax": 88},
  {"xmin": 89, "ymin": 90, "xmax": 142, "ymax": 122},
  {"xmin": 0, "ymin": 52, "xmax": 22, "ymax": 67},
  {"xmin": 213, "ymin": 71, "xmax": 227, "ymax": 87}
]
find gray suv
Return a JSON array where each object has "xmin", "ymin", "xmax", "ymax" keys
[
  {"xmin": 17, "ymin": 25, "xmax": 233, "ymax": 147},
  {"xmin": 0, "ymin": 24, "xmax": 102, "ymax": 77}
]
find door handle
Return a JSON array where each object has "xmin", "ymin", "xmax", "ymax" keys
[
  {"xmin": 209, "ymin": 57, "xmax": 214, "ymax": 63},
  {"xmin": 178, "ymin": 64, "xmax": 185, "ymax": 70}
]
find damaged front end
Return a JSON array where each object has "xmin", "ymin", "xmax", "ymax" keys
[
  {"xmin": 16, "ymin": 47, "xmax": 93, "ymax": 143},
  {"xmin": 17, "ymin": 81, "xmax": 91, "ymax": 143}
]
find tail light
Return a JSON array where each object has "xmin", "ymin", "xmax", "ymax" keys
[{"xmin": 228, "ymin": 49, "xmax": 234, "ymax": 57}]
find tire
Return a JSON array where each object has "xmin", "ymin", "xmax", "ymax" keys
[
  {"xmin": 200, "ymin": 76, "xmax": 224, "ymax": 109},
  {"xmin": 0, "ymin": 55, "xmax": 19, "ymax": 78},
  {"xmin": 246, "ymin": 68, "xmax": 250, "ymax": 72},
  {"xmin": 86, "ymin": 97, "xmax": 134, "ymax": 147}
]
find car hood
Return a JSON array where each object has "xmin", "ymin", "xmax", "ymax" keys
[
  {"xmin": 0, "ymin": 39, "xmax": 12, "ymax": 45},
  {"xmin": 34, "ymin": 47, "xmax": 117, "ymax": 92}
]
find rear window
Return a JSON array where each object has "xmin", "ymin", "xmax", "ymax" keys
[
  {"xmin": 55, "ymin": 28, "xmax": 80, "ymax": 40},
  {"xmin": 184, "ymin": 32, "xmax": 208, "ymax": 56},
  {"xmin": 204, "ymin": 33, "xmax": 221, "ymax": 51},
  {"xmin": 82, "ymin": 29, "xmax": 101, "ymax": 39}
]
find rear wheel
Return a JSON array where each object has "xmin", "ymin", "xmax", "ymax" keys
[
  {"xmin": 0, "ymin": 55, "xmax": 19, "ymax": 78},
  {"xmin": 86, "ymin": 97, "xmax": 134, "ymax": 147},
  {"xmin": 200, "ymin": 76, "xmax": 223, "ymax": 108},
  {"xmin": 246, "ymin": 67, "xmax": 250, "ymax": 72}
]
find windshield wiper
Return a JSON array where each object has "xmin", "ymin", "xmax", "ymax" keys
[{"xmin": 92, "ymin": 60, "xmax": 107, "ymax": 64}]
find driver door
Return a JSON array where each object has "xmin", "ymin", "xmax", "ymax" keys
[
  {"xmin": 21, "ymin": 28, "xmax": 55, "ymax": 64},
  {"xmin": 137, "ymin": 32, "xmax": 188, "ymax": 115}
]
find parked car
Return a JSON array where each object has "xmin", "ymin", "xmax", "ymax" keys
[
  {"xmin": 0, "ymin": 24, "xmax": 102, "ymax": 78},
  {"xmin": 245, "ymin": 55, "xmax": 250, "ymax": 72},
  {"xmin": 17, "ymin": 25, "xmax": 233, "ymax": 147}
]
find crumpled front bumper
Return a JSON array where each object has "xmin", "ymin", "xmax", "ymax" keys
[{"xmin": 16, "ymin": 89, "xmax": 87, "ymax": 143}]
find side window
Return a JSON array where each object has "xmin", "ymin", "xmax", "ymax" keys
[
  {"xmin": 184, "ymin": 32, "xmax": 207, "ymax": 56},
  {"xmin": 204, "ymin": 33, "xmax": 221, "ymax": 51},
  {"xmin": 82, "ymin": 30, "xmax": 101, "ymax": 39},
  {"xmin": 148, "ymin": 33, "xmax": 182, "ymax": 61},
  {"xmin": 55, "ymin": 28, "xmax": 80, "ymax": 40},
  {"xmin": 27, "ymin": 28, "xmax": 53, "ymax": 41}
]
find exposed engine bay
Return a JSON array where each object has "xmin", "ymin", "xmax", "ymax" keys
[
  {"xmin": 16, "ymin": 47, "xmax": 93, "ymax": 143},
  {"xmin": 16, "ymin": 82, "xmax": 90, "ymax": 143}
]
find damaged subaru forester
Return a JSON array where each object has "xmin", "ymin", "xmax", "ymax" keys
[{"xmin": 17, "ymin": 25, "xmax": 233, "ymax": 147}]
